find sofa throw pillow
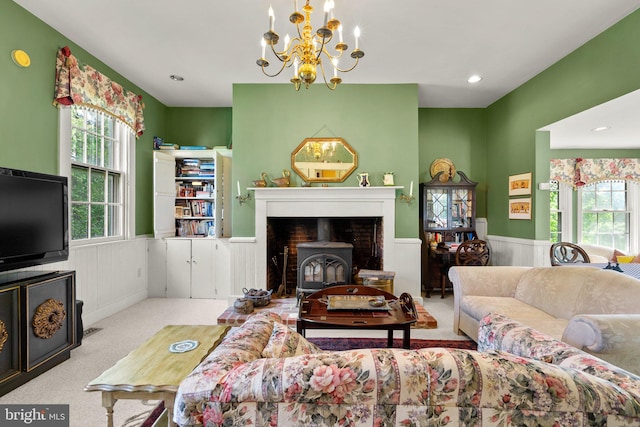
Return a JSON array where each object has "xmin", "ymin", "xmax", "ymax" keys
[
  {"xmin": 262, "ymin": 321, "xmax": 321, "ymax": 358},
  {"xmin": 611, "ymin": 249, "xmax": 626, "ymax": 263}
]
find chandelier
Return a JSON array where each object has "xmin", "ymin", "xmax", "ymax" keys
[{"xmin": 256, "ymin": 0, "xmax": 365, "ymax": 90}]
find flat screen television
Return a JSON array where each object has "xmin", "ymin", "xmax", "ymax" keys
[{"xmin": 0, "ymin": 166, "xmax": 69, "ymax": 272}]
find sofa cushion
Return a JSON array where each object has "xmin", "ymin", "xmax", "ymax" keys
[
  {"xmin": 262, "ymin": 321, "xmax": 321, "ymax": 358},
  {"xmin": 461, "ymin": 296, "xmax": 569, "ymax": 339},
  {"xmin": 513, "ymin": 267, "xmax": 597, "ymax": 319}
]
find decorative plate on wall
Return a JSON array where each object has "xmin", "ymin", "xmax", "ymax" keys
[{"xmin": 430, "ymin": 158, "xmax": 456, "ymax": 182}]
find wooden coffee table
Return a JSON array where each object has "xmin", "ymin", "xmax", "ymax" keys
[
  {"xmin": 297, "ymin": 285, "xmax": 418, "ymax": 349},
  {"xmin": 85, "ymin": 324, "xmax": 229, "ymax": 427}
]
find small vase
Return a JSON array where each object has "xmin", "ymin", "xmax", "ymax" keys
[{"xmin": 357, "ymin": 173, "xmax": 370, "ymax": 187}]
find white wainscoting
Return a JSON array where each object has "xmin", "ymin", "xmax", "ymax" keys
[
  {"xmin": 6, "ymin": 238, "xmax": 149, "ymax": 326},
  {"xmin": 486, "ymin": 235, "xmax": 551, "ymax": 267}
]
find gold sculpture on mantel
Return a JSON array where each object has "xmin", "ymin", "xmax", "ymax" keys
[{"xmin": 270, "ymin": 169, "xmax": 291, "ymax": 187}]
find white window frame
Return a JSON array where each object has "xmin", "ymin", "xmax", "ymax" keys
[
  {"xmin": 550, "ymin": 181, "xmax": 572, "ymax": 243},
  {"xmin": 58, "ymin": 106, "xmax": 136, "ymax": 246},
  {"xmin": 569, "ymin": 180, "xmax": 638, "ymax": 253}
]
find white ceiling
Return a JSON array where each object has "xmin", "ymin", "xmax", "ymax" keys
[{"xmin": 13, "ymin": 0, "xmax": 640, "ymax": 148}]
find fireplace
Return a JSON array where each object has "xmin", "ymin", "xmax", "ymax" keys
[
  {"xmin": 249, "ymin": 187, "xmax": 421, "ymax": 302},
  {"xmin": 267, "ymin": 217, "xmax": 382, "ymax": 295}
]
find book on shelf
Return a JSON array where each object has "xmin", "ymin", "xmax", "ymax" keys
[{"xmin": 179, "ymin": 145, "xmax": 209, "ymax": 150}]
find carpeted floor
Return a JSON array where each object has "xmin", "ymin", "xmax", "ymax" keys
[{"xmin": 307, "ymin": 337, "xmax": 477, "ymax": 351}]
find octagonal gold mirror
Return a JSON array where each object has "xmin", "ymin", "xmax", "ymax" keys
[{"xmin": 291, "ymin": 137, "xmax": 358, "ymax": 183}]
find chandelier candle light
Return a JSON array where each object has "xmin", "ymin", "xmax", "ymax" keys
[{"xmin": 257, "ymin": 0, "xmax": 365, "ymax": 90}]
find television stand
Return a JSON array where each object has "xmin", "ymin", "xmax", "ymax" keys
[{"xmin": 0, "ymin": 270, "xmax": 76, "ymax": 397}]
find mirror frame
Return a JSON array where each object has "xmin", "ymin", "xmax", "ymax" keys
[{"xmin": 291, "ymin": 137, "xmax": 358, "ymax": 183}]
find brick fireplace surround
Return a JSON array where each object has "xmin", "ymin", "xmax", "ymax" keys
[{"xmin": 241, "ymin": 187, "xmax": 422, "ymax": 303}]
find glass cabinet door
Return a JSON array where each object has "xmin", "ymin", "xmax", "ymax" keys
[
  {"xmin": 452, "ymin": 188, "xmax": 474, "ymax": 229},
  {"xmin": 425, "ymin": 188, "xmax": 449, "ymax": 229}
]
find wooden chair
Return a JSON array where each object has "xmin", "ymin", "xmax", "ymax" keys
[
  {"xmin": 550, "ymin": 242, "xmax": 590, "ymax": 266},
  {"xmin": 455, "ymin": 239, "xmax": 491, "ymax": 266},
  {"xmin": 438, "ymin": 239, "xmax": 490, "ymax": 298}
]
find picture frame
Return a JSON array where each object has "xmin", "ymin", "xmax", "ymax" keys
[
  {"xmin": 509, "ymin": 198, "xmax": 532, "ymax": 220},
  {"xmin": 508, "ymin": 172, "xmax": 532, "ymax": 196},
  {"xmin": 182, "ymin": 207, "xmax": 192, "ymax": 217},
  {"xmin": 175, "ymin": 206, "xmax": 184, "ymax": 217}
]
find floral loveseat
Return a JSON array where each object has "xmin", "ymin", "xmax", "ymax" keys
[
  {"xmin": 449, "ymin": 265, "xmax": 640, "ymax": 373},
  {"xmin": 173, "ymin": 311, "xmax": 640, "ymax": 426}
]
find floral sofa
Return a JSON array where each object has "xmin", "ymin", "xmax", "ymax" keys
[
  {"xmin": 449, "ymin": 265, "xmax": 640, "ymax": 374},
  {"xmin": 173, "ymin": 310, "xmax": 640, "ymax": 426}
]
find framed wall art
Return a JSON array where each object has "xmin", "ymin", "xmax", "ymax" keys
[
  {"xmin": 508, "ymin": 172, "xmax": 532, "ymax": 196},
  {"xmin": 509, "ymin": 198, "xmax": 532, "ymax": 220}
]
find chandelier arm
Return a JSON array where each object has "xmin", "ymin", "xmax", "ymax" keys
[
  {"xmin": 318, "ymin": 60, "xmax": 338, "ymax": 90},
  {"xmin": 260, "ymin": 60, "xmax": 288, "ymax": 78},
  {"xmin": 269, "ymin": 44, "xmax": 289, "ymax": 63},
  {"xmin": 334, "ymin": 57, "xmax": 360, "ymax": 73}
]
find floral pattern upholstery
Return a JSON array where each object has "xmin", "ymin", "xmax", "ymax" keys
[{"xmin": 174, "ymin": 311, "xmax": 640, "ymax": 426}]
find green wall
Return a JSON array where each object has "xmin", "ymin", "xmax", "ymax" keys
[
  {"xmin": 0, "ymin": 0, "xmax": 167, "ymax": 236},
  {"xmin": 418, "ymin": 108, "xmax": 487, "ymax": 218},
  {"xmin": 232, "ymin": 83, "xmax": 419, "ymax": 238},
  {"xmin": 165, "ymin": 108, "xmax": 232, "ymax": 148},
  {"xmin": 486, "ymin": 9, "xmax": 640, "ymax": 240}
]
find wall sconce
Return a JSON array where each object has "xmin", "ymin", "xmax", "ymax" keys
[
  {"xmin": 236, "ymin": 181, "xmax": 252, "ymax": 206},
  {"xmin": 399, "ymin": 181, "xmax": 415, "ymax": 204}
]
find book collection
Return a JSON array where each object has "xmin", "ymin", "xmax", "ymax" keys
[{"xmin": 174, "ymin": 158, "xmax": 216, "ymax": 237}]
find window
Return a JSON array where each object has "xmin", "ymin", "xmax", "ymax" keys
[
  {"xmin": 59, "ymin": 106, "xmax": 135, "ymax": 244},
  {"xmin": 549, "ymin": 181, "xmax": 562, "ymax": 243},
  {"xmin": 578, "ymin": 181, "xmax": 630, "ymax": 251}
]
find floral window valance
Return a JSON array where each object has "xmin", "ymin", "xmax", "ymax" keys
[
  {"xmin": 53, "ymin": 46, "xmax": 145, "ymax": 137},
  {"xmin": 550, "ymin": 158, "xmax": 640, "ymax": 188}
]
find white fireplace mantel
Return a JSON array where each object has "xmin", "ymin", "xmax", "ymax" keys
[{"xmin": 252, "ymin": 186, "xmax": 409, "ymax": 293}]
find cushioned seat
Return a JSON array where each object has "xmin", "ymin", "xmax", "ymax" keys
[{"xmin": 461, "ymin": 296, "xmax": 569, "ymax": 338}]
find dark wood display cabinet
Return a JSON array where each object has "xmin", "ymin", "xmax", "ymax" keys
[
  {"xmin": 0, "ymin": 270, "xmax": 76, "ymax": 397},
  {"xmin": 420, "ymin": 171, "xmax": 477, "ymax": 297}
]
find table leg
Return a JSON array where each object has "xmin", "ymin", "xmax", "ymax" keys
[
  {"xmin": 387, "ymin": 330, "xmax": 393, "ymax": 347},
  {"xmin": 402, "ymin": 326, "xmax": 410, "ymax": 349},
  {"xmin": 101, "ymin": 392, "xmax": 116, "ymax": 427}
]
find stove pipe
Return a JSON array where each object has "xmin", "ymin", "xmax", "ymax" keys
[{"xmin": 317, "ymin": 218, "xmax": 331, "ymax": 242}]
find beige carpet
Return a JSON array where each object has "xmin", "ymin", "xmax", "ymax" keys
[{"xmin": 0, "ymin": 296, "xmax": 465, "ymax": 427}]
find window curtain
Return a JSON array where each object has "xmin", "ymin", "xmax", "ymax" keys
[
  {"xmin": 53, "ymin": 46, "xmax": 145, "ymax": 137},
  {"xmin": 550, "ymin": 158, "xmax": 640, "ymax": 188}
]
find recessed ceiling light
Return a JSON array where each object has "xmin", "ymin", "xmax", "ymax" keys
[
  {"xmin": 467, "ymin": 75, "xmax": 482, "ymax": 84},
  {"xmin": 170, "ymin": 75, "xmax": 184, "ymax": 81},
  {"xmin": 591, "ymin": 126, "xmax": 611, "ymax": 132}
]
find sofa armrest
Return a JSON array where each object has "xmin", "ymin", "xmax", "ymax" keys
[
  {"xmin": 562, "ymin": 314, "xmax": 640, "ymax": 375},
  {"xmin": 562, "ymin": 314, "xmax": 640, "ymax": 353},
  {"xmin": 449, "ymin": 266, "xmax": 531, "ymax": 335}
]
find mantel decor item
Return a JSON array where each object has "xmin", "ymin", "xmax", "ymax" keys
[
  {"xmin": 383, "ymin": 172, "xmax": 395, "ymax": 186},
  {"xmin": 430, "ymin": 158, "xmax": 456, "ymax": 183},
  {"xmin": 256, "ymin": 0, "xmax": 364, "ymax": 90},
  {"xmin": 357, "ymin": 172, "xmax": 370, "ymax": 187},
  {"xmin": 270, "ymin": 169, "xmax": 291, "ymax": 187},
  {"xmin": 291, "ymin": 137, "xmax": 357, "ymax": 182}
]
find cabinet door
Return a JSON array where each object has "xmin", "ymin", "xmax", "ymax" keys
[
  {"xmin": 190, "ymin": 239, "xmax": 215, "ymax": 298},
  {"xmin": 153, "ymin": 152, "xmax": 177, "ymax": 238},
  {"xmin": 166, "ymin": 239, "xmax": 192, "ymax": 298}
]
